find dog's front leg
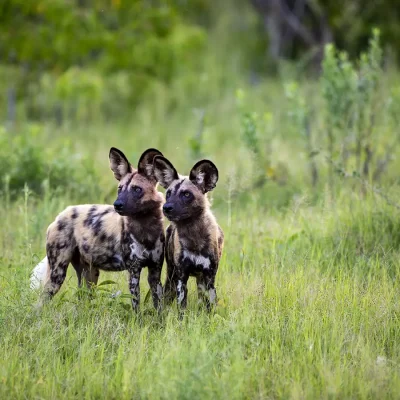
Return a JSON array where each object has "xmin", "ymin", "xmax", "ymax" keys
[
  {"xmin": 147, "ymin": 262, "xmax": 163, "ymax": 312},
  {"xmin": 176, "ymin": 269, "xmax": 189, "ymax": 319},
  {"xmin": 128, "ymin": 266, "xmax": 142, "ymax": 312}
]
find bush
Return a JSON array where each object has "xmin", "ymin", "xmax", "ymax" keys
[
  {"xmin": 0, "ymin": 125, "xmax": 100, "ymax": 200},
  {"xmin": 0, "ymin": 0, "xmax": 208, "ymax": 121}
]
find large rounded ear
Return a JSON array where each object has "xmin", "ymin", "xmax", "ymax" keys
[
  {"xmin": 153, "ymin": 156, "xmax": 179, "ymax": 189},
  {"xmin": 137, "ymin": 148, "xmax": 163, "ymax": 182},
  {"xmin": 109, "ymin": 147, "xmax": 132, "ymax": 181},
  {"xmin": 189, "ymin": 160, "xmax": 219, "ymax": 193}
]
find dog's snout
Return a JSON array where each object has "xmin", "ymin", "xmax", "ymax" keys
[
  {"xmin": 163, "ymin": 204, "xmax": 173, "ymax": 213},
  {"xmin": 114, "ymin": 200, "xmax": 124, "ymax": 211}
]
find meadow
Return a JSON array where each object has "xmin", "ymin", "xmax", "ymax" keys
[{"xmin": 1, "ymin": 35, "xmax": 400, "ymax": 399}]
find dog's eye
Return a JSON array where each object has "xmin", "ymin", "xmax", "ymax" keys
[
  {"xmin": 117, "ymin": 186, "xmax": 122, "ymax": 193},
  {"xmin": 181, "ymin": 191, "xmax": 193, "ymax": 201},
  {"xmin": 166, "ymin": 191, "xmax": 171, "ymax": 199},
  {"xmin": 133, "ymin": 186, "xmax": 142, "ymax": 194}
]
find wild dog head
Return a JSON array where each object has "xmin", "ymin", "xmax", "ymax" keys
[
  {"xmin": 153, "ymin": 156, "xmax": 218, "ymax": 222},
  {"xmin": 110, "ymin": 147, "xmax": 163, "ymax": 216}
]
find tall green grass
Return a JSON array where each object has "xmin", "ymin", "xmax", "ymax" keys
[
  {"xmin": 1, "ymin": 179, "xmax": 400, "ymax": 398},
  {"xmin": 1, "ymin": 44, "xmax": 400, "ymax": 397}
]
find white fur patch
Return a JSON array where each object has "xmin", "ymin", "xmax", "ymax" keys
[
  {"xmin": 197, "ymin": 283, "xmax": 206, "ymax": 292},
  {"xmin": 129, "ymin": 234, "xmax": 149, "ymax": 261},
  {"xmin": 150, "ymin": 238, "xmax": 163, "ymax": 262},
  {"xmin": 177, "ymin": 280, "xmax": 185, "ymax": 304},
  {"xmin": 131, "ymin": 276, "xmax": 139, "ymax": 286},
  {"xmin": 183, "ymin": 250, "xmax": 211, "ymax": 269},
  {"xmin": 30, "ymin": 257, "xmax": 48, "ymax": 290},
  {"xmin": 209, "ymin": 288, "xmax": 217, "ymax": 304},
  {"xmin": 156, "ymin": 283, "xmax": 163, "ymax": 299},
  {"xmin": 117, "ymin": 163, "xmax": 128, "ymax": 177},
  {"xmin": 129, "ymin": 234, "xmax": 162, "ymax": 263},
  {"xmin": 111, "ymin": 290, "xmax": 122, "ymax": 298},
  {"xmin": 144, "ymin": 163, "xmax": 153, "ymax": 177},
  {"xmin": 196, "ymin": 172, "xmax": 205, "ymax": 185}
]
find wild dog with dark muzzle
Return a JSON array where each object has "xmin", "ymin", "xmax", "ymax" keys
[
  {"xmin": 31, "ymin": 148, "xmax": 165, "ymax": 312},
  {"xmin": 153, "ymin": 156, "xmax": 224, "ymax": 314}
]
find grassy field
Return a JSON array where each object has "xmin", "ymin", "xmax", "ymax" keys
[{"xmin": 1, "ymin": 70, "xmax": 400, "ymax": 399}]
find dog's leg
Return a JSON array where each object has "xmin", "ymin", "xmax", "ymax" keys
[
  {"xmin": 196, "ymin": 276, "xmax": 208, "ymax": 306},
  {"xmin": 163, "ymin": 261, "xmax": 177, "ymax": 306},
  {"xmin": 128, "ymin": 267, "xmax": 142, "ymax": 312},
  {"xmin": 204, "ymin": 270, "xmax": 217, "ymax": 311},
  {"xmin": 83, "ymin": 266, "xmax": 100, "ymax": 289},
  {"xmin": 71, "ymin": 259, "xmax": 83, "ymax": 288},
  {"xmin": 40, "ymin": 247, "xmax": 72, "ymax": 306},
  {"xmin": 147, "ymin": 263, "xmax": 163, "ymax": 312},
  {"xmin": 176, "ymin": 270, "xmax": 189, "ymax": 318}
]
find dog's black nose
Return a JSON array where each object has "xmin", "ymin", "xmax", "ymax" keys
[
  {"xmin": 114, "ymin": 200, "xmax": 124, "ymax": 211},
  {"xmin": 163, "ymin": 204, "xmax": 173, "ymax": 213}
]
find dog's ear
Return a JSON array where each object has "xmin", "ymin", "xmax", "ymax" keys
[
  {"xmin": 189, "ymin": 160, "xmax": 219, "ymax": 193},
  {"xmin": 153, "ymin": 156, "xmax": 179, "ymax": 189},
  {"xmin": 109, "ymin": 148, "xmax": 132, "ymax": 181},
  {"xmin": 137, "ymin": 148, "xmax": 163, "ymax": 183}
]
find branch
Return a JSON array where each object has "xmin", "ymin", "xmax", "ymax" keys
[
  {"xmin": 249, "ymin": 0, "xmax": 316, "ymax": 46},
  {"xmin": 274, "ymin": 0, "xmax": 317, "ymax": 46}
]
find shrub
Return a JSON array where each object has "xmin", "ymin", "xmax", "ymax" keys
[
  {"xmin": 0, "ymin": 125, "xmax": 100, "ymax": 200},
  {"xmin": 321, "ymin": 30, "xmax": 384, "ymax": 181}
]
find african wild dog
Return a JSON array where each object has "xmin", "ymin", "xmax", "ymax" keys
[
  {"xmin": 153, "ymin": 156, "xmax": 224, "ymax": 313},
  {"xmin": 31, "ymin": 148, "xmax": 165, "ymax": 312}
]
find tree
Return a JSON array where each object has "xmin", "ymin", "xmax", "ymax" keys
[{"xmin": 249, "ymin": 0, "xmax": 399, "ymax": 65}]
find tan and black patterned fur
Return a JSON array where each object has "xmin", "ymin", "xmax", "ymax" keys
[
  {"xmin": 153, "ymin": 156, "xmax": 224, "ymax": 314},
  {"xmin": 38, "ymin": 148, "xmax": 165, "ymax": 312}
]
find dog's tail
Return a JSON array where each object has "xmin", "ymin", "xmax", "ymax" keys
[{"xmin": 30, "ymin": 257, "xmax": 50, "ymax": 290}]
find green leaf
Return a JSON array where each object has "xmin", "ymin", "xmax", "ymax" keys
[
  {"xmin": 95, "ymin": 287, "xmax": 112, "ymax": 293},
  {"xmin": 118, "ymin": 294, "xmax": 135, "ymax": 299},
  {"xmin": 143, "ymin": 289, "xmax": 152, "ymax": 304},
  {"xmin": 309, "ymin": 150, "xmax": 320, "ymax": 158},
  {"xmin": 97, "ymin": 280, "xmax": 118, "ymax": 286},
  {"xmin": 287, "ymin": 231, "xmax": 304, "ymax": 244}
]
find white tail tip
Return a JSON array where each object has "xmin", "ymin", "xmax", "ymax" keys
[{"xmin": 30, "ymin": 257, "xmax": 48, "ymax": 290}]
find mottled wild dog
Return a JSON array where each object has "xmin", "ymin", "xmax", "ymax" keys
[
  {"xmin": 31, "ymin": 148, "xmax": 165, "ymax": 312},
  {"xmin": 153, "ymin": 156, "xmax": 224, "ymax": 313}
]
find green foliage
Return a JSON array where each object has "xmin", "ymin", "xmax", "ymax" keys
[
  {"xmin": 284, "ymin": 81, "xmax": 309, "ymax": 138},
  {"xmin": 0, "ymin": 0, "xmax": 207, "ymax": 117},
  {"xmin": 2, "ymin": 1, "xmax": 399, "ymax": 123},
  {"xmin": 188, "ymin": 109, "xmax": 206, "ymax": 161},
  {"xmin": 0, "ymin": 125, "xmax": 100, "ymax": 199},
  {"xmin": 239, "ymin": 110, "xmax": 259, "ymax": 157},
  {"xmin": 388, "ymin": 86, "xmax": 400, "ymax": 125},
  {"xmin": 321, "ymin": 29, "xmax": 383, "ymax": 135},
  {"xmin": 279, "ymin": 30, "xmax": 398, "ymax": 190},
  {"xmin": 321, "ymin": 45, "xmax": 357, "ymax": 135},
  {"xmin": 236, "ymin": 88, "xmax": 267, "ymax": 185},
  {"xmin": 236, "ymin": 87, "xmax": 294, "ymax": 192},
  {"xmin": 322, "ymin": 0, "xmax": 400, "ymax": 61},
  {"xmin": 318, "ymin": 30, "xmax": 392, "ymax": 183},
  {"xmin": 284, "ymin": 82, "xmax": 320, "ymax": 187}
]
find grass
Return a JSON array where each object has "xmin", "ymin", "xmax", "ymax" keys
[{"xmin": 1, "ymin": 75, "xmax": 400, "ymax": 399}]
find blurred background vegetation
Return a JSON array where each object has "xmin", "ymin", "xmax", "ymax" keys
[
  {"xmin": 1, "ymin": 0, "xmax": 399, "ymax": 122},
  {"xmin": 1, "ymin": 0, "xmax": 400, "ymax": 204}
]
